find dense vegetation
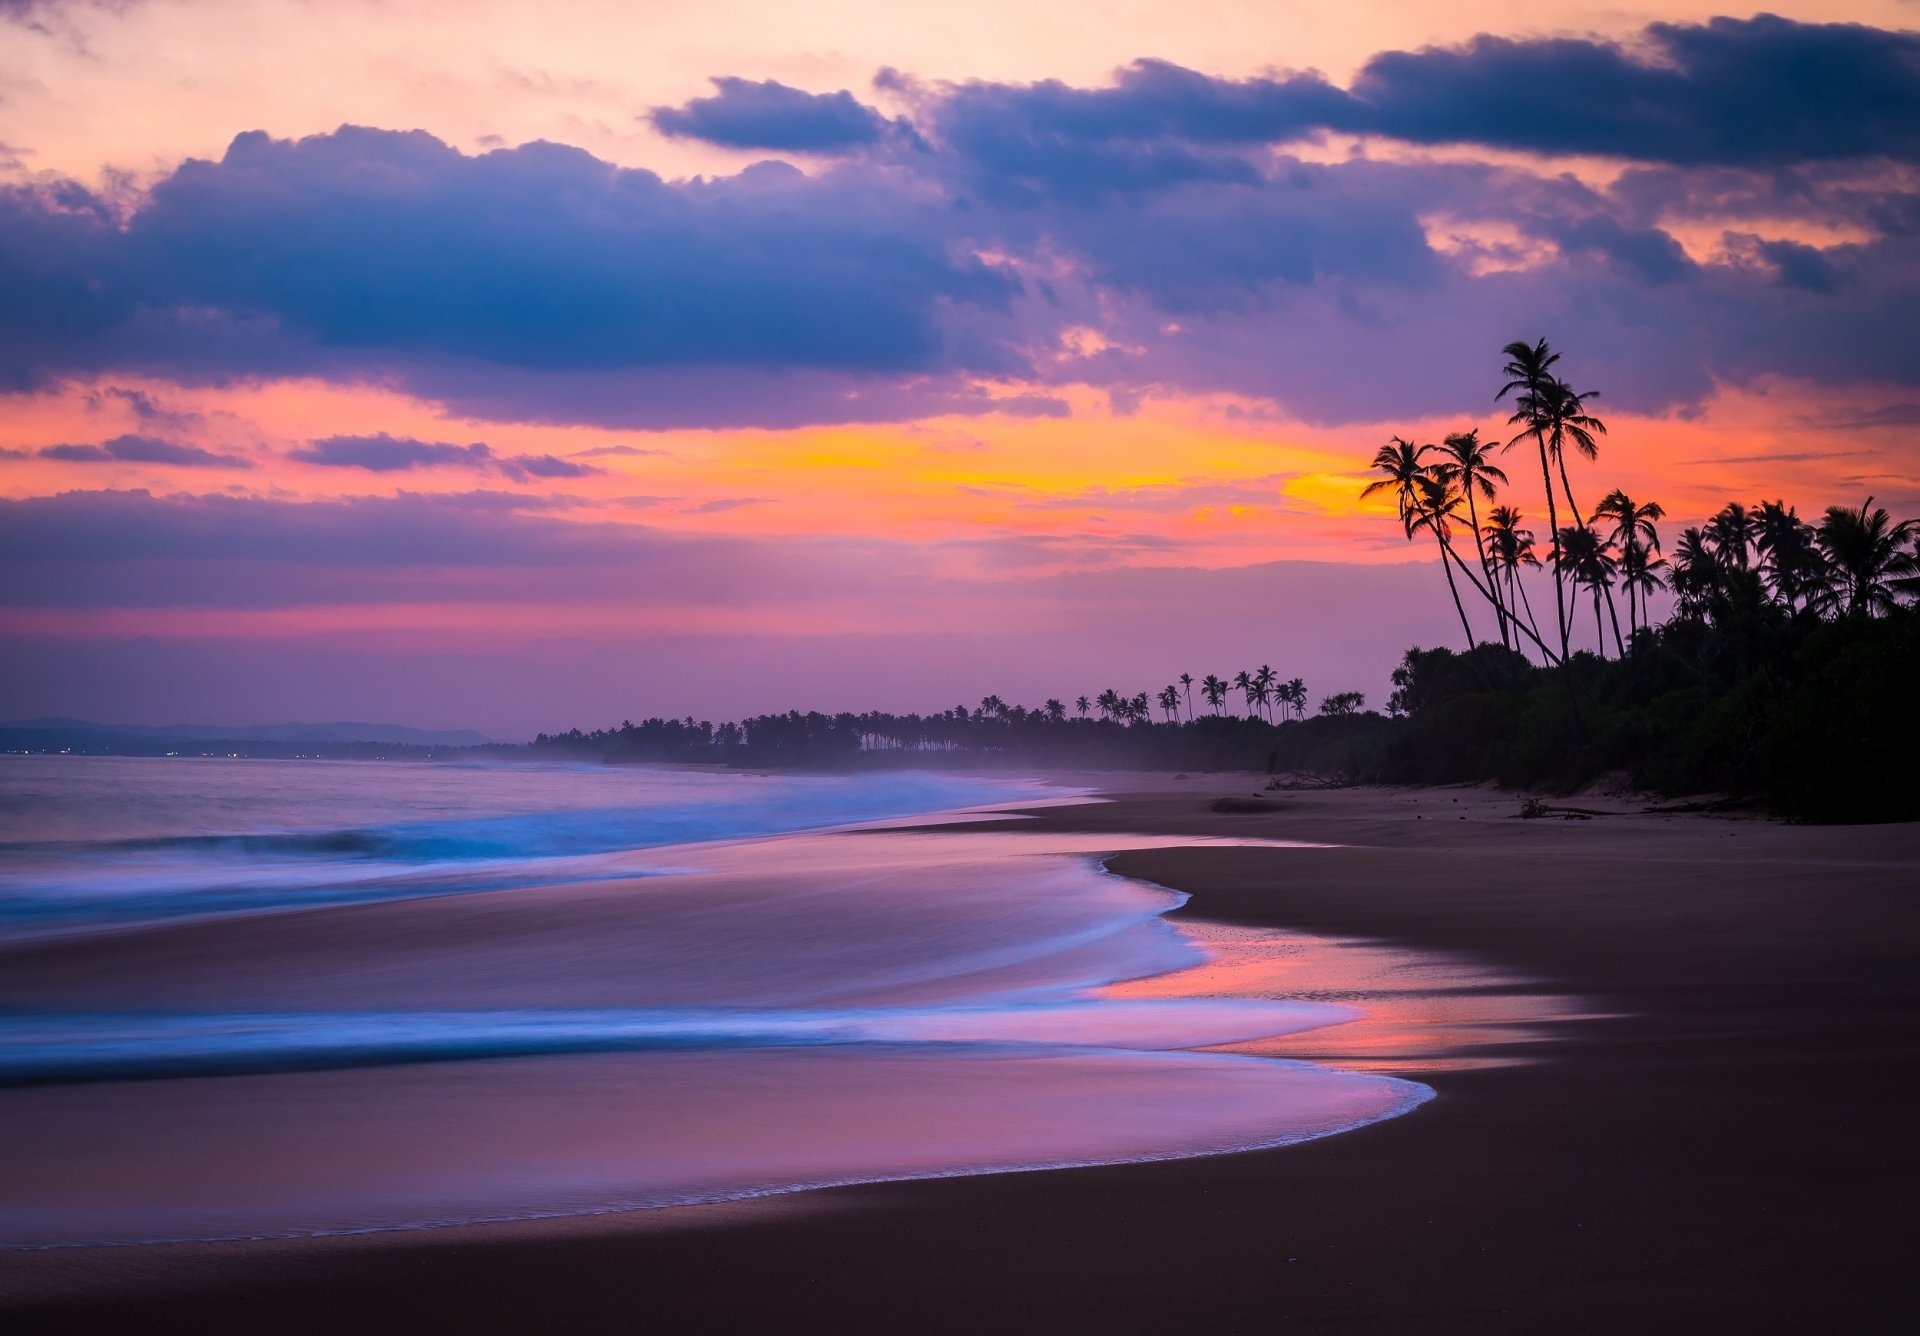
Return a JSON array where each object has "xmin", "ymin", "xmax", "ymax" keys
[{"xmin": 537, "ymin": 335, "xmax": 1920, "ymax": 821}]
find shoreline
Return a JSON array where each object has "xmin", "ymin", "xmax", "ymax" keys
[{"xmin": 9, "ymin": 775, "xmax": 1918, "ymax": 1331}]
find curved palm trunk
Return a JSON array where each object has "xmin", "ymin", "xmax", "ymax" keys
[
  {"xmin": 1434, "ymin": 539, "xmax": 1475, "ymax": 649},
  {"xmin": 1511, "ymin": 567, "xmax": 1547, "ymax": 663},
  {"xmin": 1464, "ymin": 488, "xmax": 1507, "ymax": 650},
  {"xmin": 1535, "ymin": 437, "xmax": 1570, "ymax": 665},
  {"xmin": 1441, "ymin": 538, "xmax": 1560, "ymax": 663},
  {"xmin": 1602, "ymin": 582, "xmax": 1625, "ymax": 657}
]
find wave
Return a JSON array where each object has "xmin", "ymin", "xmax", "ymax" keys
[{"xmin": 0, "ymin": 997, "xmax": 1358, "ymax": 1085}]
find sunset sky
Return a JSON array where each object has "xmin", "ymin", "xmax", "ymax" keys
[{"xmin": 4, "ymin": 1, "xmax": 1918, "ymax": 735}]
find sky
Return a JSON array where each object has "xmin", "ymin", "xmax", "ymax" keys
[{"xmin": 3, "ymin": 0, "xmax": 1918, "ymax": 736}]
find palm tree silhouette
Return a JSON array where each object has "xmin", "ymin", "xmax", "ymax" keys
[
  {"xmin": 1434, "ymin": 429, "xmax": 1512, "ymax": 646},
  {"xmin": 1201, "ymin": 674, "xmax": 1227, "ymax": 715},
  {"xmin": 1157, "ymin": 685, "xmax": 1180, "ymax": 723},
  {"xmin": 1592, "ymin": 490, "xmax": 1665, "ymax": 640},
  {"xmin": 1482, "ymin": 505, "xmax": 1546, "ymax": 656},
  {"xmin": 1178, "ymin": 672, "xmax": 1194, "ymax": 722},
  {"xmin": 1813, "ymin": 496, "xmax": 1919, "ymax": 617},
  {"xmin": 1670, "ymin": 526, "xmax": 1723, "ymax": 620},
  {"xmin": 1754, "ymin": 500, "xmax": 1822, "ymax": 612},
  {"xmin": 1044, "ymin": 698, "xmax": 1066, "ymax": 723},
  {"xmin": 1558, "ymin": 521, "xmax": 1621, "ymax": 655},
  {"xmin": 1074, "ymin": 695, "xmax": 1090, "ymax": 719},
  {"xmin": 1499, "ymin": 340, "xmax": 1574, "ymax": 666},
  {"xmin": 1705, "ymin": 502, "xmax": 1760, "ymax": 572},
  {"xmin": 1365, "ymin": 437, "xmax": 1473, "ymax": 647},
  {"xmin": 1232, "ymin": 669, "xmax": 1256, "ymax": 718},
  {"xmin": 1620, "ymin": 541, "xmax": 1669, "ymax": 639},
  {"xmin": 1253, "ymin": 665, "xmax": 1277, "ymax": 722},
  {"xmin": 1534, "ymin": 378, "xmax": 1607, "ymax": 538}
]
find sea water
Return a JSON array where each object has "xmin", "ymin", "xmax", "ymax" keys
[{"xmin": 0, "ymin": 756, "xmax": 1430, "ymax": 1248}]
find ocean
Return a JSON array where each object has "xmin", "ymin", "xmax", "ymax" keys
[{"xmin": 0, "ymin": 755, "xmax": 1429, "ymax": 1248}]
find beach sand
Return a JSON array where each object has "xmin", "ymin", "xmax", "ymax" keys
[{"xmin": 8, "ymin": 776, "xmax": 1918, "ymax": 1332}]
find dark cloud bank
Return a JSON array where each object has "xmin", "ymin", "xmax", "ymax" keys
[{"xmin": 3, "ymin": 15, "xmax": 1919, "ymax": 427}]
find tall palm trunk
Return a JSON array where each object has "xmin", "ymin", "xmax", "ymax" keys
[
  {"xmin": 1440, "ymin": 537, "xmax": 1560, "ymax": 663},
  {"xmin": 1535, "ymin": 434, "xmax": 1570, "ymax": 665},
  {"xmin": 1463, "ymin": 488, "xmax": 1507, "ymax": 650},
  {"xmin": 1511, "ymin": 567, "xmax": 1547, "ymax": 664},
  {"xmin": 1601, "ymin": 582, "xmax": 1624, "ymax": 657},
  {"xmin": 1434, "ymin": 538, "xmax": 1475, "ymax": 649}
]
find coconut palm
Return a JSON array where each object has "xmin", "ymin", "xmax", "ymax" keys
[
  {"xmin": 1754, "ymin": 500, "xmax": 1823, "ymax": 613},
  {"xmin": 1402, "ymin": 474, "xmax": 1477, "ymax": 648},
  {"xmin": 1044, "ymin": 698, "xmax": 1066, "ymax": 723},
  {"xmin": 1591, "ymin": 490, "xmax": 1665, "ymax": 639},
  {"xmin": 1361, "ymin": 435, "xmax": 1438, "ymax": 516},
  {"xmin": 1231, "ymin": 669, "xmax": 1256, "ymax": 719},
  {"xmin": 1558, "ymin": 522, "xmax": 1622, "ymax": 655},
  {"xmin": 1074, "ymin": 695, "xmax": 1090, "ymax": 718},
  {"xmin": 1200, "ymin": 674, "xmax": 1227, "ymax": 715},
  {"xmin": 1157, "ymin": 685, "xmax": 1180, "ymax": 723},
  {"xmin": 1499, "ymin": 340, "xmax": 1574, "ymax": 666},
  {"xmin": 1481, "ymin": 505, "xmax": 1547, "ymax": 657},
  {"xmin": 1670, "ymin": 526, "xmax": 1722, "ymax": 620},
  {"xmin": 1813, "ymin": 496, "xmax": 1919, "ymax": 617},
  {"xmin": 1178, "ymin": 672, "xmax": 1194, "ymax": 721},
  {"xmin": 1253, "ymin": 665, "xmax": 1277, "ymax": 722},
  {"xmin": 1620, "ymin": 542, "xmax": 1669, "ymax": 640},
  {"xmin": 1531, "ymin": 378, "xmax": 1607, "ymax": 535},
  {"xmin": 1434, "ymin": 429, "xmax": 1512, "ymax": 645},
  {"xmin": 1705, "ymin": 502, "xmax": 1760, "ymax": 572}
]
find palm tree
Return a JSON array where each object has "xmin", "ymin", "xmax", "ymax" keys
[
  {"xmin": 1434, "ymin": 429, "xmax": 1511, "ymax": 646},
  {"xmin": 1482, "ymin": 505, "xmax": 1547, "ymax": 657},
  {"xmin": 1044, "ymin": 698, "xmax": 1066, "ymax": 723},
  {"xmin": 1253, "ymin": 665, "xmax": 1277, "ymax": 722},
  {"xmin": 1094, "ymin": 688, "xmax": 1121, "ymax": 721},
  {"xmin": 1591, "ymin": 490, "xmax": 1665, "ymax": 639},
  {"xmin": 1365, "ymin": 441, "xmax": 1474, "ymax": 648},
  {"xmin": 1670, "ymin": 526, "xmax": 1721, "ymax": 620},
  {"xmin": 1754, "ymin": 500, "xmax": 1822, "ymax": 613},
  {"xmin": 1360, "ymin": 435, "xmax": 1437, "ymax": 517},
  {"xmin": 1558, "ymin": 522, "xmax": 1621, "ymax": 654},
  {"xmin": 1200, "ymin": 674, "xmax": 1227, "ymax": 715},
  {"xmin": 1813, "ymin": 496, "xmax": 1919, "ymax": 617},
  {"xmin": 1129, "ymin": 691, "xmax": 1150, "ymax": 724},
  {"xmin": 1157, "ymin": 685, "xmax": 1180, "ymax": 723},
  {"xmin": 1498, "ymin": 339, "xmax": 1573, "ymax": 666},
  {"xmin": 1409, "ymin": 475, "xmax": 1563, "ymax": 662},
  {"xmin": 1074, "ymin": 695, "xmax": 1090, "ymax": 718},
  {"xmin": 1620, "ymin": 542, "xmax": 1669, "ymax": 638},
  {"xmin": 1533, "ymin": 378, "xmax": 1607, "ymax": 536},
  {"xmin": 1178, "ymin": 672, "xmax": 1194, "ymax": 721},
  {"xmin": 1705, "ymin": 502, "xmax": 1760, "ymax": 572},
  {"xmin": 1232, "ymin": 669, "xmax": 1256, "ymax": 719}
]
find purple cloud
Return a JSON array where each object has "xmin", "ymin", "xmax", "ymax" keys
[
  {"xmin": 0, "ymin": 16, "xmax": 1917, "ymax": 429},
  {"xmin": 289, "ymin": 433, "xmax": 602, "ymax": 481},
  {"xmin": 650, "ymin": 78, "xmax": 903, "ymax": 152},
  {"xmin": 36, "ymin": 433, "xmax": 252, "ymax": 469}
]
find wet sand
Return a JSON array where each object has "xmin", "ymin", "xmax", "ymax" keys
[{"xmin": 9, "ymin": 777, "xmax": 1919, "ymax": 1332}]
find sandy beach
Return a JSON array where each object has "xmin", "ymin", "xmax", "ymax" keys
[{"xmin": 8, "ymin": 774, "xmax": 1918, "ymax": 1333}]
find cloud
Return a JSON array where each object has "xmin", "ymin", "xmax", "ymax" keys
[
  {"xmin": 927, "ymin": 17, "xmax": 1920, "ymax": 171},
  {"xmin": 2, "ymin": 17, "xmax": 1920, "ymax": 430},
  {"xmin": 288, "ymin": 433, "xmax": 602, "ymax": 481},
  {"xmin": 649, "ymin": 78, "xmax": 899, "ymax": 152},
  {"xmin": 572, "ymin": 444, "xmax": 664, "ymax": 458},
  {"xmin": 680, "ymin": 497, "xmax": 769, "ymax": 514},
  {"xmin": 36, "ymin": 433, "xmax": 252, "ymax": 468}
]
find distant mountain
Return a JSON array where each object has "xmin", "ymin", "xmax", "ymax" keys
[{"xmin": 0, "ymin": 718, "xmax": 496, "ymax": 749}]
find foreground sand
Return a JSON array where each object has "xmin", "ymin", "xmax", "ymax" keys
[{"xmin": 10, "ymin": 777, "xmax": 1919, "ymax": 1332}]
